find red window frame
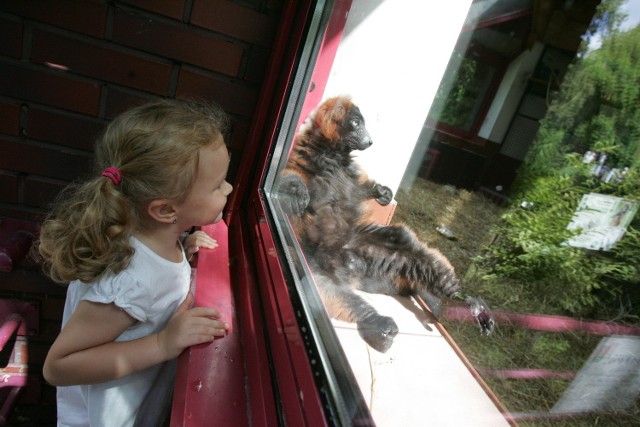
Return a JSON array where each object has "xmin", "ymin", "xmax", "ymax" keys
[{"xmin": 171, "ymin": 2, "xmax": 372, "ymax": 426}]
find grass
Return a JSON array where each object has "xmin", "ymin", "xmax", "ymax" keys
[
  {"xmin": 394, "ymin": 178, "xmax": 503, "ymax": 275},
  {"xmin": 393, "ymin": 177, "xmax": 640, "ymax": 427}
]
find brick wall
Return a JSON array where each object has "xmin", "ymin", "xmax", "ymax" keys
[{"xmin": 0, "ymin": 0, "xmax": 283, "ymax": 423}]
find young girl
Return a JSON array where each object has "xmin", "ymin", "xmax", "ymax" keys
[{"xmin": 38, "ymin": 98, "xmax": 233, "ymax": 426}]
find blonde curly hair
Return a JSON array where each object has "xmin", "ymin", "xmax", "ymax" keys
[{"xmin": 38, "ymin": 98, "xmax": 229, "ymax": 283}]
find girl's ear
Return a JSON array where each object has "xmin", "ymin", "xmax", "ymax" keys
[{"xmin": 147, "ymin": 199, "xmax": 177, "ymax": 224}]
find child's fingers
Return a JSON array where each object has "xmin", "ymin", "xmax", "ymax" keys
[
  {"xmin": 186, "ymin": 316, "xmax": 229, "ymax": 344},
  {"xmin": 189, "ymin": 306, "xmax": 224, "ymax": 321},
  {"xmin": 161, "ymin": 307, "xmax": 229, "ymax": 354},
  {"xmin": 211, "ymin": 319, "xmax": 229, "ymax": 332},
  {"xmin": 195, "ymin": 310, "xmax": 230, "ymax": 332},
  {"xmin": 186, "ymin": 231, "xmax": 218, "ymax": 249}
]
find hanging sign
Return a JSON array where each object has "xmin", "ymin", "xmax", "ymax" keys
[{"xmin": 565, "ymin": 193, "xmax": 638, "ymax": 251}]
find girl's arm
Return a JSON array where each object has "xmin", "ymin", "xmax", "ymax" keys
[{"xmin": 43, "ymin": 293, "xmax": 228, "ymax": 386}]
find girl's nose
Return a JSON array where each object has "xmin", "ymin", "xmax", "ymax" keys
[{"xmin": 223, "ymin": 181, "xmax": 233, "ymax": 196}]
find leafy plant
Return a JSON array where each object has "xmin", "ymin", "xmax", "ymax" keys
[{"xmin": 477, "ymin": 12, "xmax": 640, "ymax": 319}]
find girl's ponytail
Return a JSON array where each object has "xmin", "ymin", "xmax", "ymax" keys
[{"xmin": 39, "ymin": 174, "xmax": 136, "ymax": 283}]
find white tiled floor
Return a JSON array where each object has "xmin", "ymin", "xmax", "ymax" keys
[{"xmin": 332, "ymin": 292, "xmax": 510, "ymax": 427}]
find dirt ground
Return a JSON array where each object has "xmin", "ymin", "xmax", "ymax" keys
[{"xmin": 393, "ymin": 177, "xmax": 505, "ymax": 277}]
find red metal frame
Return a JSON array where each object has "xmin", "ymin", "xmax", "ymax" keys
[
  {"xmin": 294, "ymin": 0, "xmax": 352, "ymax": 137},
  {"xmin": 238, "ymin": 2, "xmax": 354, "ymax": 423},
  {"xmin": 170, "ymin": 222, "xmax": 247, "ymax": 426},
  {"xmin": 228, "ymin": 217, "xmax": 277, "ymax": 425},
  {"xmin": 0, "ymin": 300, "xmax": 39, "ymax": 427},
  {"xmin": 172, "ymin": 2, "xmax": 349, "ymax": 425},
  {"xmin": 226, "ymin": 2, "xmax": 317, "ymax": 222},
  {"xmin": 247, "ymin": 201, "xmax": 327, "ymax": 425}
]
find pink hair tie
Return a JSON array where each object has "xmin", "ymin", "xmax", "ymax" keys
[{"xmin": 102, "ymin": 167, "xmax": 122, "ymax": 185}]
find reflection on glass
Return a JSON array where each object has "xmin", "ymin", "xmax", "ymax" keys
[
  {"xmin": 430, "ymin": 52, "xmax": 496, "ymax": 131},
  {"xmin": 266, "ymin": 0, "xmax": 640, "ymax": 425}
]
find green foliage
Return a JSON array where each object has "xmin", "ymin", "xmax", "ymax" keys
[
  {"xmin": 477, "ymin": 8, "xmax": 640, "ymax": 319},
  {"xmin": 530, "ymin": 335, "xmax": 572, "ymax": 368},
  {"xmin": 429, "ymin": 52, "xmax": 494, "ymax": 130}
]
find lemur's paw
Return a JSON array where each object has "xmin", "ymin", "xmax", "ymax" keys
[
  {"xmin": 468, "ymin": 297, "xmax": 495, "ymax": 335},
  {"xmin": 358, "ymin": 314, "xmax": 399, "ymax": 353},
  {"xmin": 278, "ymin": 174, "xmax": 310, "ymax": 216},
  {"xmin": 373, "ymin": 184, "xmax": 393, "ymax": 206}
]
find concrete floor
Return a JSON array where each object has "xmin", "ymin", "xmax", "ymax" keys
[{"xmin": 332, "ymin": 292, "xmax": 510, "ymax": 427}]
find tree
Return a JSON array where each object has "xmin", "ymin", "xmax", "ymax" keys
[{"xmin": 478, "ymin": 1, "xmax": 640, "ymax": 318}]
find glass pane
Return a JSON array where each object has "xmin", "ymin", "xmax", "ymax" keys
[
  {"xmin": 264, "ymin": 0, "xmax": 640, "ymax": 425},
  {"xmin": 430, "ymin": 52, "xmax": 497, "ymax": 131}
]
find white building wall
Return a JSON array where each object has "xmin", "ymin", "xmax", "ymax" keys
[
  {"xmin": 478, "ymin": 42, "xmax": 544, "ymax": 142},
  {"xmin": 322, "ymin": 0, "xmax": 473, "ymax": 195}
]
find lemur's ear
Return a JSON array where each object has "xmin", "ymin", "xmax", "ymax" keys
[{"xmin": 317, "ymin": 96, "xmax": 352, "ymax": 143}]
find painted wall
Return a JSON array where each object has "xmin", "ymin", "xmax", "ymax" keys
[{"xmin": 478, "ymin": 42, "xmax": 544, "ymax": 143}]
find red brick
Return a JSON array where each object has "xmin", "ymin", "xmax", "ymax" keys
[
  {"xmin": 39, "ymin": 296, "xmax": 66, "ymax": 322},
  {"xmin": 104, "ymin": 88, "xmax": 156, "ymax": 120},
  {"xmin": 227, "ymin": 149, "xmax": 240, "ymax": 183},
  {"xmin": 26, "ymin": 108, "xmax": 104, "ymax": 151},
  {"xmin": 244, "ymin": 47, "xmax": 270, "ymax": 83},
  {"xmin": 0, "ymin": 17, "xmax": 23, "ymax": 59},
  {"xmin": 31, "ymin": 30, "xmax": 173, "ymax": 95},
  {"xmin": 265, "ymin": 0, "xmax": 286, "ymax": 14},
  {"xmin": 121, "ymin": 0, "xmax": 186, "ymax": 20},
  {"xmin": 23, "ymin": 177, "xmax": 66, "ymax": 209},
  {"xmin": 0, "ymin": 0, "xmax": 107, "ymax": 38},
  {"xmin": 0, "ymin": 269, "xmax": 66, "ymax": 296},
  {"xmin": 176, "ymin": 68, "xmax": 258, "ymax": 117},
  {"xmin": 228, "ymin": 117, "xmax": 250, "ymax": 151},
  {"xmin": 0, "ymin": 62, "xmax": 100, "ymax": 115},
  {"xmin": 0, "ymin": 139, "xmax": 92, "ymax": 181},
  {"xmin": 113, "ymin": 10, "xmax": 243, "ymax": 77},
  {"xmin": 26, "ymin": 340, "xmax": 50, "ymax": 365},
  {"xmin": 191, "ymin": 0, "xmax": 277, "ymax": 47},
  {"xmin": 0, "ymin": 172, "xmax": 19, "ymax": 204},
  {"xmin": 39, "ymin": 319, "xmax": 64, "ymax": 343},
  {"xmin": 0, "ymin": 102, "xmax": 21, "ymax": 136},
  {"xmin": 0, "ymin": 208, "xmax": 46, "ymax": 224}
]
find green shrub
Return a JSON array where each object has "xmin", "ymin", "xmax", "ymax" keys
[{"xmin": 477, "ymin": 24, "xmax": 640, "ymax": 319}]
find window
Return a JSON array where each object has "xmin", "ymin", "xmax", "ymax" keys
[
  {"xmin": 431, "ymin": 50, "xmax": 500, "ymax": 133},
  {"xmin": 258, "ymin": 0, "xmax": 640, "ymax": 425}
]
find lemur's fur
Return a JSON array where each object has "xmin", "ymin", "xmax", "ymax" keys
[{"xmin": 278, "ymin": 96, "xmax": 494, "ymax": 352}]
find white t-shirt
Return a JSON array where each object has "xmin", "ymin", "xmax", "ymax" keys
[{"xmin": 56, "ymin": 237, "xmax": 191, "ymax": 427}]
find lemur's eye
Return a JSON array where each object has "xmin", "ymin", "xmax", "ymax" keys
[{"xmin": 350, "ymin": 119, "xmax": 359, "ymax": 127}]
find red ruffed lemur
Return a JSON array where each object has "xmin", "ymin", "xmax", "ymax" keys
[{"xmin": 278, "ymin": 96, "xmax": 494, "ymax": 352}]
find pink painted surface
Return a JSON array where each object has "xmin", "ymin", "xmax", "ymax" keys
[
  {"xmin": 294, "ymin": 0, "xmax": 352, "ymax": 141},
  {"xmin": 479, "ymin": 368, "xmax": 575, "ymax": 380},
  {"xmin": 444, "ymin": 307, "xmax": 640, "ymax": 336},
  {"xmin": 170, "ymin": 221, "xmax": 247, "ymax": 427}
]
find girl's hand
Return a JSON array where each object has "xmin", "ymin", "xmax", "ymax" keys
[
  {"xmin": 184, "ymin": 230, "xmax": 218, "ymax": 260},
  {"xmin": 157, "ymin": 293, "xmax": 229, "ymax": 360}
]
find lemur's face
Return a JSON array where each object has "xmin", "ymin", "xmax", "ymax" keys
[{"xmin": 339, "ymin": 106, "xmax": 373, "ymax": 151}]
